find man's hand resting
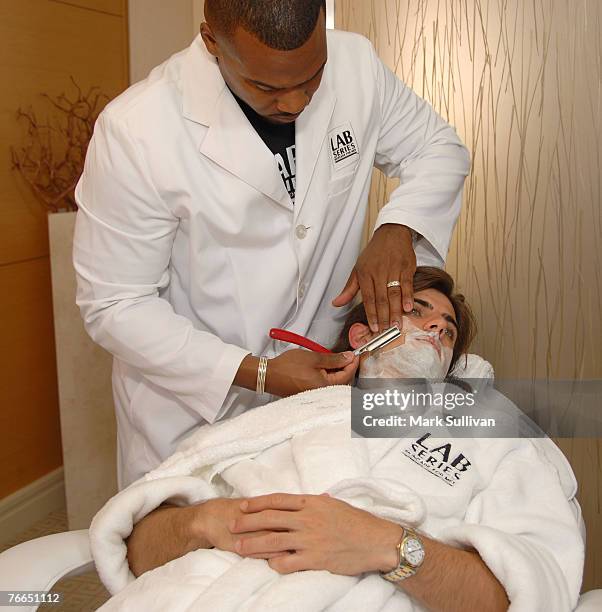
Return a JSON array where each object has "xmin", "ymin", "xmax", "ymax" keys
[
  {"xmin": 230, "ymin": 493, "xmax": 510, "ymax": 612},
  {"xmin": 126, "ymin": 498, "xmax": 272, "ymax": 577},
  {"xmin": 229, "ymin": 493, "xmax": 401, "ymax": 575}
]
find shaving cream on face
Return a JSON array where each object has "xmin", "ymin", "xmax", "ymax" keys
[{"xmin": 359, "ymin": 317, "xmax": 453, "ymax": 379}]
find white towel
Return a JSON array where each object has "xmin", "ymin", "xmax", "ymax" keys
[{"xmin": 90, "ymin": 385, "xmax": 584, "ymax": 611}]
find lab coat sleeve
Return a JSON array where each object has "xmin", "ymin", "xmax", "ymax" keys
[
  {"xmin": 438, "ymin": 441, "xmax": 584, "ymax": 611},
  {"xmin": 73, "ymin": 112, "xmax": 251, "ymax": 424},
  {"xmin": 369, "ymin": 41, "xmax": 471, "ymax": 266}
]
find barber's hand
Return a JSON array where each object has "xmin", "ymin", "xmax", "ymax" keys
[
  {"xmin": 332, "ymin": 224, "xmax": 416, "ymax": 332},
  {"xmin": 266, "ymin": 349, "xmax": 359, "ymax": 398},
  {"xmin": 230, "ymin": 493, "xmax": 402, "ymax": 575}
]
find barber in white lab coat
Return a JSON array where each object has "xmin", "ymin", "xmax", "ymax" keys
[{"xmin": 73, "ymin": 0, "xmax": 470, "ymax": 488}]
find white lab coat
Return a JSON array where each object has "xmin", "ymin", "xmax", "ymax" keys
[{"xmin": 73, "ymin": 30, "xmax": 470, "ymax": 487}]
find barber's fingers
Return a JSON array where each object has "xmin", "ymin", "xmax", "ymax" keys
[
  {"xmin": 323, "ymin": 356, "xmax": 359, "ymax": 385},
  {"xmin": 358, "ymin": 272, "xmax": 379, "ymax": 332},
  {"xmin": 373, "ymin": 270, "xmax": 392, "ymax": 332},
  {"xmin": 387, "ymin": 250, "xmax": 416, "ymax": 327},
  {"xmin": 331, "ymin": 268, "xmax": 359, "ymax": 307},
  {"xmin": 314, "ymin": 351, "xmax": 356, "ymax": 370},
  {"xmin": 387, "ymin": 279, "xmax": 404, "ymax": 330},
  {"xmin": 399, "ymin": 261, "xmax": 416, "ymax": 313}
]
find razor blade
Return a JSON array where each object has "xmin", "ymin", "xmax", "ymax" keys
[{"xmin": 353, "ymin": 325, "xmax": 403, "ymax": 356}]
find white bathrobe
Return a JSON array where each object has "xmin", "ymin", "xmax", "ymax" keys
[{"xmin": 90, "ymin": 386, "xmax": 584, "ymax": 611}]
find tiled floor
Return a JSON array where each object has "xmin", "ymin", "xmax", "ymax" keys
[{"xmin": 1, "ymin": 509, "xmax": 111, "ymax": 611}]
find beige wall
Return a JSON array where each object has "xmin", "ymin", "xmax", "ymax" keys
[
  {"xmin": 192, "ymin": 0, "xmax": 205, "ymax": 37},
  {"xmin": 128, "ymin": 0, "xmax": 202, "ymax": 84},
  {"xmin": 336, "ymin": 0, "xmax": 601, "ymax": 590},
  {"xmin": 337, "ymin": 0, "xmax": 601, "ymax": 381},
  {"xmin": 0, "ymin": 0, "xmax": 129, "ymax": 499}
]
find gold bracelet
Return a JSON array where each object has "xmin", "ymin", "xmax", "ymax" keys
[
  {"xmin": 256, "ymin": 356, "xmax": 269, "ymax": 395},
  {"xmin": 380, "ymin": 526, "xmax": 405, "ymax": 574}
]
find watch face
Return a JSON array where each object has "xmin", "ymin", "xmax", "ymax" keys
[{"xmin": 403, "ymin": 537, "xmax": 425, "ymax": 567}]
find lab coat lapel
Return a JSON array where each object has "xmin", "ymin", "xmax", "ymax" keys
[
  {"xmin": 200, "ymin": 92, "xmax": 292, "ymax": 209},
  {"xmin": 294, "ymin": 78, "xmax": 336, "ymax": 217},
  {"xmin": 182, "ymin": 36, "xmax": 291, "ymax": 209}
]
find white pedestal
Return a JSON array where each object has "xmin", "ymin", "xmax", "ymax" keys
[{"xmin": 48, "ymin": 211, "xmax": 117, "ymax": 529}]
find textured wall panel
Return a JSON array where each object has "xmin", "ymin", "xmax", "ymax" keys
[
  {"xmin": 338, "ymin": 0, "xmax": 601, "ymax": 381},
  {"xmin": 337, "ymin": 0, "xmax": 602, "ymax": 591}
]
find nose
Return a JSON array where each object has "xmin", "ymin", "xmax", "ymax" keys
[
  {"xmin": 276, "ymin": 89, "xmax": 310, "ymax": 116},
  {"xmin": 423, "ymin": 316, "xmax": 447, "ymax": 335}
]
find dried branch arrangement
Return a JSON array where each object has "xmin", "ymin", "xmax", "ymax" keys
[{"xmin": 11, "ymin": 78, "xmax": 108, "ymax": 212}]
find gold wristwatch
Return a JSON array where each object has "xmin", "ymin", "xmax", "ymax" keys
[{"xmin": 381, "ymin": 528, "xmax": 425, "ymax": 583}]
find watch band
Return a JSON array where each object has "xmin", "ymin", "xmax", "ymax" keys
[{"xmin": 381, "ymin": 528, "xmax": 424, "ymax": 583}]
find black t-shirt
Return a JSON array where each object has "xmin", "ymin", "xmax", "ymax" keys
[{"xmin": 233, "ymin": 93, "xmax": 296, "ymax": 204}]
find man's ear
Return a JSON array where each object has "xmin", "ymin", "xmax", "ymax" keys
[
  {"xmin": 200, "ymin": 22, "xmax": 219, "ymax": 57},
  {"xmin": 348, "ymin": 323, "xmax": 373, "ymax": 350}
]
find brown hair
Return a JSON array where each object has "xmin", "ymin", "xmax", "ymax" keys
[{"xmin": 331, "ymin": 267, "xmax": 477, "ymax": 375}]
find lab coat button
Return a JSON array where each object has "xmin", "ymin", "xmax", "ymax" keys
[
  {"xmin": 295, "ymin": 225, "xmax": 308, "ymax": 240},
  {"xmin": 299, "ymin": 284, "xmax": 306, "ymax": 298}
]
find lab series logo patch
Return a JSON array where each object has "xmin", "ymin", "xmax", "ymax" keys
[
  {"xmin": 329, "ymin": 122, "xmax": 359, "ymax": 170},
  {"xmin": 402, "ymin": 433, "xmax": 471, "ymax": 487}
]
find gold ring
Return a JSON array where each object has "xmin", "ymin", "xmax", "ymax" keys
[{"xmin": 386, "ymin": 281, "xmax": 401, "ymax": 289}]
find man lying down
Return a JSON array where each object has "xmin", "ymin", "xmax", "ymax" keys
[{"xmin": 90, "ymin": 267, "xmax": 584, "ymax": 612}]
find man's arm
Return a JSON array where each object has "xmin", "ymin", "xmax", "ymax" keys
[
  {"xmin": 126, "ymin": 503, "xmax": 206, "ymax": 577},
  {"xmin": 382, "ymin": 530, "xmax": 509, "ymax": 612},
  {"xmin": 230, "ymin": 493, "xmax": 508, "ymax": 612},
  {"xmin": 369, "ymin": 37, "xmax": 471, "ymax": 265},
  {"xmin": 333, "ymin": 37, "xmax": 470, "ymax": 331},
  {"xmin": 74, "ymin": 113, "xmax": 250, "ymax": 425},
  {"xmin": 125, "ymin": 498, "xmax": 264, "ymax": 577},
  {"xmin": 125, "ymin": 496, "xmax": 300, "ymax": 577},
  {"xmin": 233, "ymin": 350, "xmax": 358, "ymax": 398}
]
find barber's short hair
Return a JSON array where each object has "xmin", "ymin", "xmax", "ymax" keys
[
  {"xmin": 331, "ymin": 267, "xmax": 477, "ymax": 375},
  {"xmin": 205, "ymin": 0, "xmax": 326, "ymax": 51}
]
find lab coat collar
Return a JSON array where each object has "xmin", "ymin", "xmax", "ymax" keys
[
  {"xmin": 182, "ymin": 35, "xmax": 223, "ymax": 127},
  {"xmin": 181, "ymin": 35, "xmax": 337, "ymax": 211},
  {"xmin": 294, "ymin": 74, "xmax": 336, "ymax": 216},
  {"xmin": 182, "ymin": 36, "xmax": 291, "ymax": 208}
]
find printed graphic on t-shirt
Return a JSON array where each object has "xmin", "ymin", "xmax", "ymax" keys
[
  {"xmin": 275, "ymin": 144, "xmax": 296, "ymax": 203},
  {"xmin": 230, "ymin": 89, "xmax": 297, "ymax": 205}
]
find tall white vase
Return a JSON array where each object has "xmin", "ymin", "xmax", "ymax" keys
[{"xmin": 48, "ymin": 211, "xmax": 117, "ymax": 529}]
